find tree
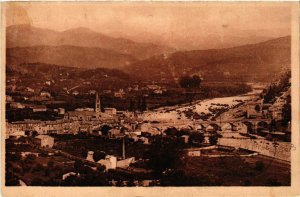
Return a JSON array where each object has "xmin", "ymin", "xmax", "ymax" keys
[
  {"xmin": 269, "ymin": 119, "xmax": 277, "ymax": 132},
  {"xmin": 47, "ymin": 160, "xmax": 54, "ymax": 169},
  {"xmin": 74, "ymin": 160, "xmax": 84, "ymax": 174},
  {"xmin": 24, "ymin": 154, "xmax": 37, "ymax": 164},
  {"xmin": 93, "ymin": 151, "xmax": 106, "ymax": 162},
  {"xmin": 146, "ymin": 138, "xmax": 183, "ymax": 176},
  {"xmin": 176, "ymin": 129, "xmax": 190, "ymax": 137},
  {"xmin": 5, "ymin": 171, "xmax": 20, "ymax": 186},
  {"xmin": 179, "ymin": 76, "xmax": 192, "ymax": 88},
  {"xmin": 129, "ymin": 100, "xmax": 135, "ymax": 111},
  {"xmin": 255, "ymin": 104, "xmax": 261, "ymax": 112},
  {"xmin": 191, "ymin": 75, "xmax": 201, "ymax": 87},
  {"xmin": 32, "ymin": 131, "xmax": 38, "ymax": 137},
  {"xmin": 18, "ymin": 136, "xmax": 28, "ymax": 144},
  {"xmin": 282, "ymin": 95, "xmax": 291, "ymax": 127},
  {"xmin": 164, "ymin": 127, "xmax": 179, "ymax": 136},
  {"xmin": 100, "ymin": 125, "xmax": 112, "ymax": 136},
  {"xmin": 189, "ymin": 133, "xmax": 204, "ymax": 144},
  {"xmin": 140, "ymin": 96, "xmax": 147, "ymax": 111},
  {"xmin": 179, "ymin": 75, "xmax": 202, "ymax": 103},
  {"xmin": 179, "ymin": 75, "xmax": 201, "ymax": 89},
  {"xmin": 209, "ymin": 133, "xmax": 218, "ymax": 145},
  {"xmin": 263, "ymin": 85, "xmax": 276, "ymax": 103},
  {"xmin": 192, "ymin": 113, "xmax": 201, "ymax": 120},
  {"xmin": 6, "ymin": 152, "xmax": 21, "ymax": 162},
  {"xmin": 254, "ymin": 161, "xmax": 265, "ymax": 171},
  {"xmin": 32, "ymin": 163, "xmax": 45, "ymax": 172}
]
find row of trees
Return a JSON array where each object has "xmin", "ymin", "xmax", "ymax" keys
[{"xmin": 163, "ymin": 127, "xmax": 219, "ymax": 145}]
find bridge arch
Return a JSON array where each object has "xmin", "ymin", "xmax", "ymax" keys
[
  {"xmin": 206, "ymin": 123, "xmax": 221, "ymax": 132},
  {"xmin": 221, "ymin": 122, "xmax": 238, "ymax": 132},
  {"xmin": 195, "ymin": 124, "xmax": 206, "ymax": 131}
]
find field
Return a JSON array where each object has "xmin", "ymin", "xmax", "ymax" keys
[{"xmin": 179, "ymin": 155, "xmax": 290, "ymax": 186}]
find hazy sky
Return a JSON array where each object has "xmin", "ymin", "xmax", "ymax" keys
[{"xmin": 5, "ymin": 2, "xmax": 292, "ymax": 49}]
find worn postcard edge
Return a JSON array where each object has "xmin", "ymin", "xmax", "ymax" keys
[{"xmin": 0, "ymin": 2, "xmax": 299, "ymax": 197}]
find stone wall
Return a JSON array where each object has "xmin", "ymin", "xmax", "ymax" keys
[{"xmin": 218, "ymin": 138, "xmax": 291, "ymax": 161}]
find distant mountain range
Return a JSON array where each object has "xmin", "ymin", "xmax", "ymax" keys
[
  {"xmin": 6, "ymin": 24, "xmax": 175, "ymax": 61},
  {"xmin": 109, "ymin": 30, "xmax": 274, "ymax": 51},
  {"xmin": 126, "ymin": 36, "xmax": 291, "ymax": 82},
  {"xmin": 6, "ymin": 24, "xmax": 291, "ymax": 83}
]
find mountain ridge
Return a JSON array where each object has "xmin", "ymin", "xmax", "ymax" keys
[
  {"xmin": 6, "ymin": 24, "xmax": 291, "ymax": 83},
  {"xmin": 125, "ymin": 36, "xmax": 291, "ymax": 83},
  {"xmin": 6, "ymin": 24, "xmax": 175, "ymax": 60}
]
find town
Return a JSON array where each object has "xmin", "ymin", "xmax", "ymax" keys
[
  {"xmin": 5, "ymin": 2, "xmax": 293, "ymax": 188},
  {"xmin": 6, "ymin": 66, "xmax": 291, "ymax": 186}
]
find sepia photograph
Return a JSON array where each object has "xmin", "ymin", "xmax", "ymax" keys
[{"xmin": 1, "ymin": 1, "xmax": 300, "ymax": 195}]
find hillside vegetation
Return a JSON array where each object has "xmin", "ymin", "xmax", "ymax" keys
[
  {"xmin": 126, "ymin": 36, "xmax": 291, "ymax": 83},
  {"xmin": 7, "ymin": 45, "xmax": 137, "ymax": 69}
]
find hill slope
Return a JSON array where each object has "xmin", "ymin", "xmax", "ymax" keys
[
  {"xmin": 126, "ymin": 36, "xmax": 291, "ymax": 82},
  {"xmin": 6, "ymin": 45, "xmax": 137, "ymax": 69},
  {"xmin": 7, "ymin": 63, "xmax": 133, "ymax": 92}
]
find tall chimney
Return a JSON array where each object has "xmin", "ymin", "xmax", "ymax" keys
[{"xmin": 122, "ymin": 137, "xmax": 126, "ymax": 159}]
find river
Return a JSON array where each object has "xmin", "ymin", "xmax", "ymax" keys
[{"xmin": 141, "ymin": 84, "xmax": 264, "ymax": 123}]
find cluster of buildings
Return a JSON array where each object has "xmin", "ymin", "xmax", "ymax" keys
[
  {"xmin": 66, "ymin": 82, "xmax": 167, "ymax": 99},
  {"xmin": 86, "ymin": 150, "xmax": 135, "ymax": 171},
  {"xmin": 6, "ymin": 93, "xmax": 156, "ymax": 142},
  {"xmin": 6, "ymin": 94, "xmax": 116, "ymax": 137},
  {"xmin": 6, "ymin": 86, "xmax": 54, "ymax": 114}
]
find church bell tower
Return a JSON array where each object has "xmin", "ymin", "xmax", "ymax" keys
[{"xmin": 95, "ymin": 92, "xmax": 101, "ymax": 113}]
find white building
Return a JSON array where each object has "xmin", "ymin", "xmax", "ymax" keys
[
  {"xmin": 10, "ymin": 102, "xmax": 25, "ymax": 109},
  {"xmin": 104, "ymin": 108, "xmax": 117, "ymax": 115},
  {"xmin": 181, "ymin": 135, "xmax": 190, "ymax": 143},
  {"xmin": 86, "ymin": 151, "xmax": 95, "ymax": 162},
  {"xmin": 58, "ymin": 108, "xmax": 65, "ymax": 115},
  {"xmin": 72, "ymin": 90, "xmax": 79, "ymax": 96},
  {"xmin": 6, "ymin": 95, "xmax": 13, "ymax": 102},
  {"xmin": 45, "ymin": 81, "xmax": 51, "ymax": 86},
  {"xmin": 34, "ymin": 135, "xmax": 54, "ymax": 148},
  {"xmin": 32, "ymin": 105, "xmax": 47, "ymax": 112},
  {"xmin": 8, "ymin": 131, "xmax": 26, "ymax": 139},
  {"xmin": 186, "ymin": 148, "xmax": 201, "ymax": 157},
  {"xmin": 146, "ymin": 84, "xmax": 160, "ymax": 90},
  {"xmin": 98, "ymin": 155, "xmax": 117, "ymax": 170},
  {"xmin": 26, "ymin": 87, "xmax": 35, "ymax": 93},
  {"xmin": 153, "ymin": 89, "xmax": 163, "ymax": 94}
]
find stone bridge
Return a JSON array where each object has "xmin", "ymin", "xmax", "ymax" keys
[
  {"xmin": 141, "ymin": 118, "xmax": 273, "ymax": 134},
  {"xmin": 99, "ymin": 118, "xmax": 273, "ymax": 134},
  {"xmin": 194, "ymin": 118, "xmax": 272, "ymax": 133}
]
